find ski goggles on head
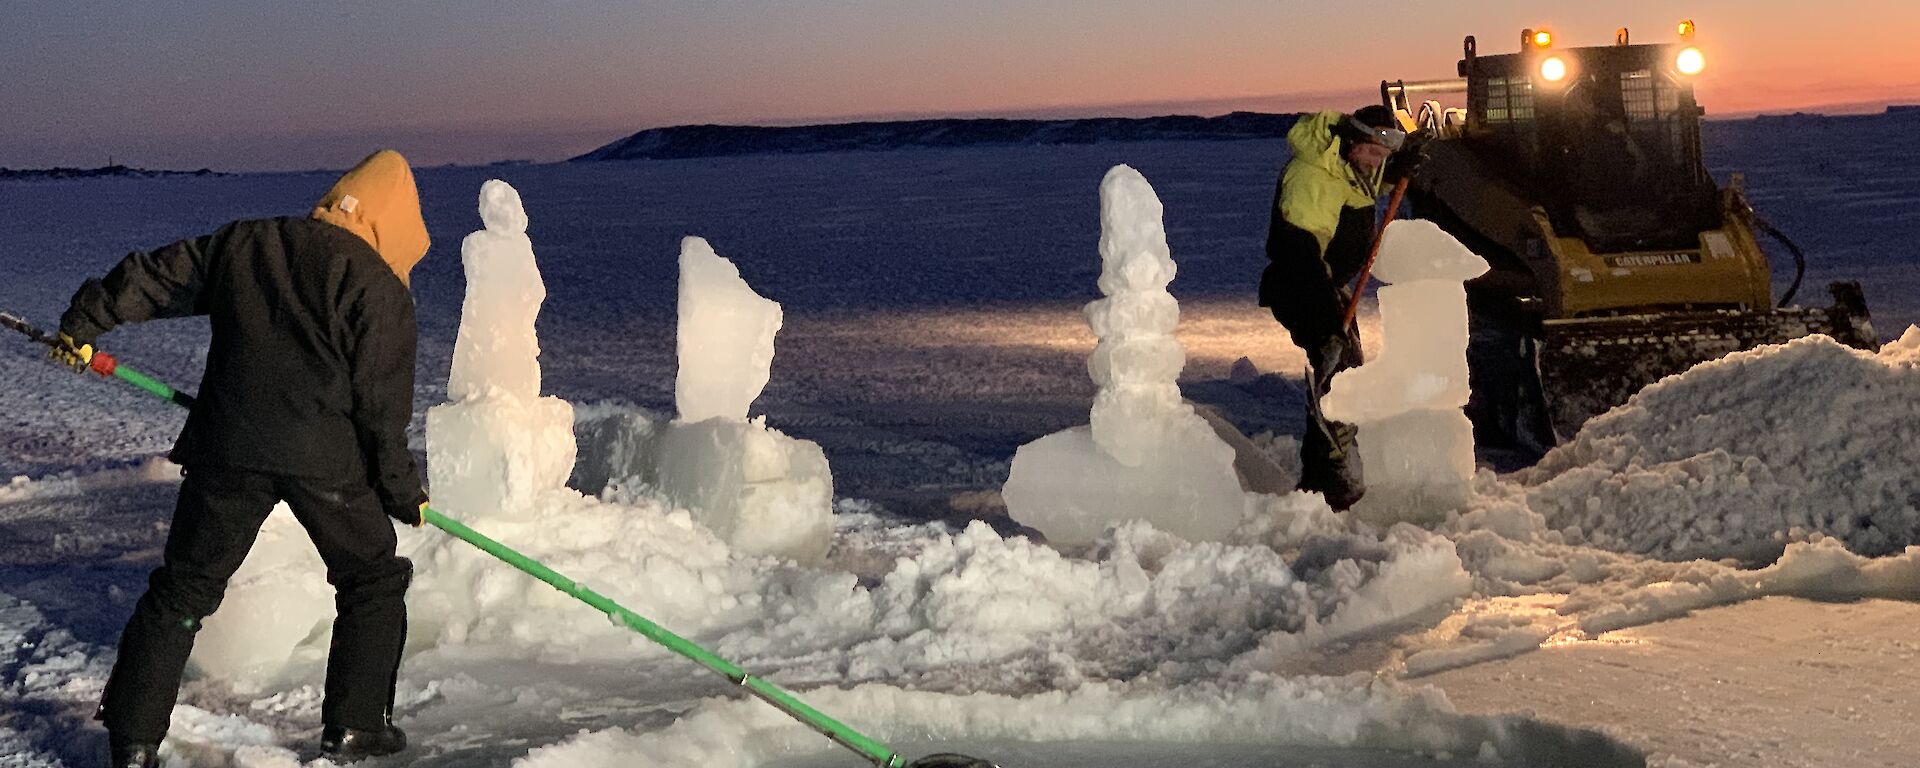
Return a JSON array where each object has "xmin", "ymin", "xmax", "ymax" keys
[{"xmin": 1349, "ymin": 117, "xmax": 1407, "ymax": 151}]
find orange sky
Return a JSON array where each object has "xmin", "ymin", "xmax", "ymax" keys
[{"xmin": 3, "ymin": 2, "xmax": 1916, "ymax": 169}]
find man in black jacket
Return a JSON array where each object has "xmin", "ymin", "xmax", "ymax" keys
[
  {"xmin": 51, "ymin": 150, "xmax": 431, "ymax": 767},
  {"xmin": 1258, "ymin": 106, "xmax": 1412, "ymax": 511}
]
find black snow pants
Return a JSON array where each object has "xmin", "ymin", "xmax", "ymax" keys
[
  {"xmin": 99, "ymin": 467, "xmax": 412, "ymax": 746},
  {"xmin": 1297, "ymin": 328, "xmax": 1366, "ymax": 511}
]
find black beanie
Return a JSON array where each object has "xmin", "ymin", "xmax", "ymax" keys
[
  {"xmin": 1335, "ymin": 105, "xmax": 1398, "ymax": 151},
  {"xmin": 1351, "ymin": 104, "xmax": 1397, "ymax": 129}
]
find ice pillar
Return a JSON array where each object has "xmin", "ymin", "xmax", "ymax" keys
[
  {"xmin": 1322, "ymin": 219, "xmax": 1489, "ymax": 523},
  {"xmin": 1003, "ymin": 165, "xmax": 1246, "ymax": 545},
  {"xmin": 426, "ymin": 180, "xmax": 576, "ymax": 522}
]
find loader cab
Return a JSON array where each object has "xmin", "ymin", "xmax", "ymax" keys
[
  {"xmin": 1457, "ymin": 31, "xmax": 1719, "ymax": 253},
  {"xmin": 1382, "ymin": 23, "xmax": 1876, "ymax": 455}
]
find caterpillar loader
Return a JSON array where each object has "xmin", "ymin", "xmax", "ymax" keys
[{"xmin": 1382, "ymin": 22, "xmax": 1878, "ymax": 456}]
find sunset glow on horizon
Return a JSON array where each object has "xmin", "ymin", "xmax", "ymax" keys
[{"xmin": 4, "ymin": 1, "xmax": 1916, "ymax": 171}]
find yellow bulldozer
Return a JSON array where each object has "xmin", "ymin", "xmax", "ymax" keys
[{"xmin": 1383, "ymin": 21, "xmax": 1878, "ymax": 456}]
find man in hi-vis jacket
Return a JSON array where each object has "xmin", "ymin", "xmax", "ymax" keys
[{"xmin": 1259, "ymin": 106, "xmax": 1416, "ymax": 511}]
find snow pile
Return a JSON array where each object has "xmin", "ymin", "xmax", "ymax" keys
[
  {"xmin": 1004, "ymin": 165, "xmax": 1246, "ymax": 545},
  {"xmin": 1400, "ymin": 534, "xmax": 1920, "ymax": 679},
  {"xmin": 0, "ymin": 591, "xmax": 114, "ymax": 767},
  {"xmin": 1565, "ymin": 536, "xmax": 1920, "ymax": 633},
  {"xmin": 1232, "ymin": 493, "xmax": 1474, "ymax": 667},
  {"xmin": 1324, "ymin": 220, "xmax": 1487, "ymax": 524},
  {"xmin": 396, "ymin": 482, "xmax": 1466, "ymax": 689},
  {"xmin": 1388, "ymin": 465, "xmax": 1920, "ymax": 678},
  {"xmin": 426, "ymin": 180, "xmax": 577, "ymax": 522},
  {"xmin": 570, "ymin": 238, "xmax": 833, "ymax": 564},
  {"xmin": 0, "ymin": 456, "xmax": 179, "ymax": 503},
  {"xmin": 1518, "ymin": 328, "xmax": 1920, "ymax": 560},
  {"xmin": 403, "ymin": 489, "xmax": 865, "ymax": 657}
]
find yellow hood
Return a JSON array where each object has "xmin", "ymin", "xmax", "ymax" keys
[{"xmin": 311, "ymin": 150, "xmax": 430, "ymax": 285}]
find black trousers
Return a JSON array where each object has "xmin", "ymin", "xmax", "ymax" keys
[
  {"xmin": 99, "ymin": 467, "xmax": 412, "ymax": 744},
  {"xmin": 1298, "ymin": 331, "xmax": 1366, "ymax": 510}
]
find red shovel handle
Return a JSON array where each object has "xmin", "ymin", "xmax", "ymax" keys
[{"xmin": 1341, "ymin": 176, "xmax": 1411, "ymax": 331}]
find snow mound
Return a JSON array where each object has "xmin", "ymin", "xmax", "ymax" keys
[
  {"xmin": 392, "ymin": 479, "xmax": 1467, "ymax": 694},
  {"xmin": 0, "ymin": 457, "xmax": 180, "ymax": 503},
  {"xmin": 1565, "ymin": 537, "xmax": 1920, "ymax": 634},
  {"xmin": 1518, "ymin": 332, "xmax": 1920, "ymax": 559},
  {"xmin": 401, "ymin": 487, "xmax": 862, "ymax": 659}
]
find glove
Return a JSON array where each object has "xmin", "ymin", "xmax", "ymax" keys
[
  {"xmin": 49, "ymin": 333, "xmax": 95, "ymax": 373},
  {"xmin": 1382, "ymin": 130, "xmax": 1432, "ymax": 185},
  {"xmin": 1308, "ymin": 328, "xmax": 1360, "ymax": 388},
  {"xmin": 387, "ymin": 497, "xmax": 426, "ymax": 528}
]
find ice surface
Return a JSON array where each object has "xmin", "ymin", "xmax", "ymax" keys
[
  {"xmin": 1323, "ymin": 220, "xmax": 1487, "ymax": 523},
  {"xmin": 428, "ymin": 180, "xmax": 577, "ymax": 522},
  {"xmin": 1004, "ymin": 165, "xmax": 1246, "ymax": 545},
  {"xmin": 677, "ymin": 236, "xmax": 782, "ymax": 424}
]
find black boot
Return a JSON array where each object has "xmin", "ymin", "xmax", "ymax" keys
[
  {"xmin": 320, "ymin": 724, "xmax": 407, "ymax": 761},
  {"xmin": 108, "ymin": 741, "xmax": 160, "ymax": 768}
]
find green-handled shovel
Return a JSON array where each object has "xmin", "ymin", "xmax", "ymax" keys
[{"xmin": 3, "ymin": 310, "xmax": 997, "ymax": 768}]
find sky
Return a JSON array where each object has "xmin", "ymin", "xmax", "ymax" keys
[{"xmin": 3, "ymin": 0, "xmax": 1917, "ymax": 171}]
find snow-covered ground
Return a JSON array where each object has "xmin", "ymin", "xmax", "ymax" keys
[{"xmin": 3, "ymin": 120, "xmax": 1918, "ymax": 767}]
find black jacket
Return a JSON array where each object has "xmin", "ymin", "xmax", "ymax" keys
[
  {"xmin": 62, "ymin": 216, "xmax": 425, "ymax": 518},
  {"xmin": 1260, "ymin": 196, "xmax": 1375, "ymax": 350}
]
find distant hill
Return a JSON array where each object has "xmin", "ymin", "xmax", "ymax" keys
[
  {"xmin": 0, "ymin": 164, "xmax": 224, "ymax": 181},
  {"xmin": 573, "ymin": 112, "xmax": 1302, "ymax": 162}
]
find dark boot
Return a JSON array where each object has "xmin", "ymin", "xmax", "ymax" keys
[
  {"xmin": 108, "ymin": 740, "xmax": 160, "ymax": 768},
  {"xmin": 320, "ymin": 724, "xmax": 408, "ymax": 761},
  {"xmin": 1300, "ymin": 382, "xmax": 1365, "ymax": 510},
  {"xmin": 1298, "ymin": 449, "xmax": 1364, "ymax": 511}
]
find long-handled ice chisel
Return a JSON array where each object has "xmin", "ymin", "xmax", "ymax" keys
[
  {"xmin": 1, "ymin": 312, "xmax": 195, "ymax": 407},
  {"xmin": 2, "ymin": 311, "xmax": 996, "ymax": 768}
]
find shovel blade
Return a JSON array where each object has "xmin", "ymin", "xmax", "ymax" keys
[{"xmin": 905, "ymin": 755, "xmax": 1000, "ymax": 768}]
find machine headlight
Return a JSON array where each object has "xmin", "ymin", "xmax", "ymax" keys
[
  {"xmin": 1540, "ymin": 56, "xmax": 1569, "ymax": 82},
  {"xmin": 1676, "ymin": 47, "xmax": 1705, "ymax": 75}
]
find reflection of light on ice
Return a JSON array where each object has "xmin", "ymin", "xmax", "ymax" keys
[
  {"xmin": 824, "ymin": 300, "xmax": 1384, "ymax": 377},
  {"xmin": 1539, "ymin": 630, "xmax": 1645, "ymax": 649}
]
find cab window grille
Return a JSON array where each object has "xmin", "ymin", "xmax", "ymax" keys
[
  {"xmin": 1473, "ymin": 75, "xmax": 1535, "ymax": 125},
  {"xmin": 1620, "ymin": 69, "xmax": 1685, "ymax": 162}
]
